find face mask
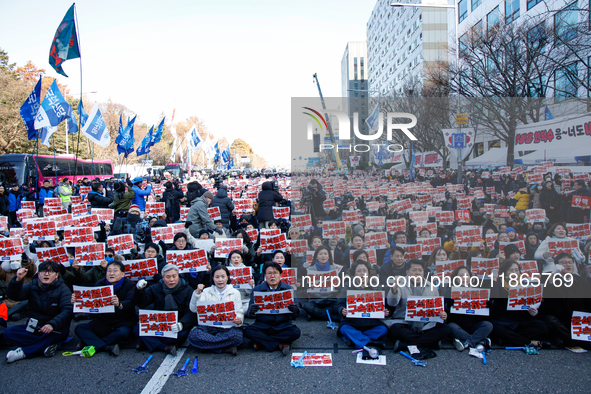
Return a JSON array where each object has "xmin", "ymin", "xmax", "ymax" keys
[
  {"xmin": 545, "ymin": 178, "xmax": 551, "ymax": 181},
  {"xmin": 537, "ymin": 186, "xmax": 542, "ymax": 191},
  {"xmin": 105, "ymin": 256, "xmax": 114, "ymax": 263},
  {"xmin": 69, "ymin": 258, "xmax": 75, "ymax": 265}
]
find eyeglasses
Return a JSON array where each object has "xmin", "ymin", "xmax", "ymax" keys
[
  {"xmin": 40, "ymin": 270, "xmax": 57, "ymax": 275},
  {"xmin": 265, "ymin": 272, "xmax": 280, "ymax": 277},
  {"xmin": 106, "ymin": 269, "xmax": 121, "ymax": 274}
]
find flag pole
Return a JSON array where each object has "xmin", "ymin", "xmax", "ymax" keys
[
  {"xmin": 73, "ymin": 3, "xmax": 83, "ymax": 180},
  {"xmin": 52, "ymin": 135, "xmax": 58, "ymax": 185}
]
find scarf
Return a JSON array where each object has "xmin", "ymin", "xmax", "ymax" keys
[
  {"xmin": 161, "ymin": 278, "xmax": 184, "ymax": 311},
  {"xmin": 315, "ymin": 260, "xmax": 331, "ymax": 271},
  {"xmin": 112, "ymin": 277, "xmax": 125, "ymax": 291},
  {"xmin": 214, "ymin": 285, "xmax": 230, "ymax": 301}
]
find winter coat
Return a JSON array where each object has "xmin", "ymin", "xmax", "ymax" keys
[
  {"xmin": 39, "ymin": 187, "xmax": 54, "ymax": 205},
  {"xmin": 88, "ymin": 191, "xmax": 114, "ymax": 208},
  {"xmin": 0, "ymin": 193, "xmax": 9, "ymax": 216},
  {"xmin": 567, "ymin": 186, "xmax": 591, "ymax": 224},
  {"xmin": 212, "ymin": 188, "xmax": 235, "ymax": 228},
  {"xmin": 534, "ymin": 236, "xmax": 585, "ymax": 273},
  {"xmin": 7, "ymin": 276, "xmax": 73, "ymax": 330},
  {"xmin": 189, "ymin": 284, "xmax": 244, "ymax": 326},
  {"xmin": 256, "ymin": 181, "xmax": 283, "ymax": 222},
  {"xmin": 513, "ymin": 191, "xmax": 530, "ymax": 210},
  {"xmin": 131, "ymin": 184, "xmax": 152, "ymax": 211},
  {"xmin": 539, "ymin": 188, "xmax": 560, "ymax": 210},
  {"xmin": 89, "ymin": 278, "xmax": 137, "ymax": 327},
  {"xmin": 386, "ymin": 278, "xmax": 440, "ymax": 330},
  {"xmin": 112, "ymin": 189, "xmax": 135, "ymax": 212},
  {"xmin": 8, "ymin": 189, "xmax": 21, "ymax": 212},
  {"xmin": 246, "ymin": 280, "xmax": 298, "ymax": 330},
  {"xmin": 134, "ymin": 279, "xmax": 196, "ymax": 329},
  {"xmin": 187, "ymin": 195, "xmax": 216, "ymax": 237},
  {"xmin": 162, "ymin": 187, "xmax": 184, "ymax": 222}
]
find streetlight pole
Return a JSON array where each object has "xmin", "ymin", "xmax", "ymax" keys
[{"xmin": 391, "ymin": 2, "xmax": 463, "ymax": 181}]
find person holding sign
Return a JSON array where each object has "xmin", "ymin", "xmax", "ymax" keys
[
  {"xmin": 337, "ymin": 260, "xmax": 389, "ymax": 349},
  {"xmin": 3, "ymin": 261, "xmax": 73, "ymax": 363},
  {"xmin": 302, "ymin": 246, "xmax": 340, "ymax": 322},
  {"xmin": 534, "ymin": 223, "xmax": 585, "ymax": 273},
  {"xmin": 244, "ymin": 262, "xmax": 301, "ymax": 355},
  {"xmin": 566, "ymin": 180, "xmax": 591, "ymax": 224},
  {"xmin": 188, "ymin": 265, "xmax": 244, "ymax": 356},
  {"xmin": 73, "ymin": 261, "xmax": 136, "ymax": 356},
  {"xmin": 490, "ymin": 259, "xmax": 549, "ymax": 347},
  {"xmin": 227, "ymin": 250, "xmax": 255, "ymax": 314},
  {"xmin": 386, "ymin": 259, "xmax": 451, "ymax": 352},
  {"xmin": 539, "ymin": 253, "xmax": 591, "ymax": 348},
  {"xmin": 443, "ymin": 266, "xmax": 493, "ymax": 352},
  {"xmin": 134, "ymin": 264, "xmax": 195, "ymax": 356}
]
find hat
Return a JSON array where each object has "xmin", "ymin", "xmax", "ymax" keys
[
  {"xmin": 509, "ymin": 206, "xmax": 517, "ymax": 213},
  {"xmin": 288, "ymin": 226, "xmax": 300, "ymax": 234},
  {"xmin": 114, "ymin": 182, "xmax": 124, "ymax": 193},
  {"xmin": 129, "ymin": 204, "xmax": 140, "ymax": 214},
  {"xmin": 505, "ymin": 227, "xmax": 516, "ymax": 233},
  {"xmin": 353, "ymin": 224, "xmax": 364, "ymax": 235},
  {"xmin": 203, "ymin": 191, "xmax": 214, "ymax": 200},
  {"xmin": 132, "ymin": 176, "xmax": 144, "ymax": 184},
  {"xmin": 503, "ymin": 243, "xmax": 521, "ymax": 257},
  {"xmin": 198, "ymin": 229, "xmax": 210, "ymax": 238}
]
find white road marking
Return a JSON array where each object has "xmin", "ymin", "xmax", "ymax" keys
[{"xmin": 140, "ymin": 347, "xmax": 186, "ymax": 394}]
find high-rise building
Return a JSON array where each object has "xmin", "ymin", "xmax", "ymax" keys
[
  {"xmin": 341, "ymin": 41, "xmax": 369, "ymax": 138},
  {"xmin": 367, "ymin": 0, "xmax": 449, "ymax": 97}
]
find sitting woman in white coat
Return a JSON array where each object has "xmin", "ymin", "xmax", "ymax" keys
[{"xmin": 188, "ymin": 265, "xmax": 244, "ymax": 356}]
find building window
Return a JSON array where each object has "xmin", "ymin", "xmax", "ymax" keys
[
  {"xmin": 472, "ymin": 0, "xmax": 482, "ymax": 11},
  {"xmin": 527, "ymin": 76, "xmax": 547, "ymax": 97},
  {"xmin": 527, "ymin": 0, "xmax": 542, "ymax": 11},
  {"xmin": 459, "ymin": 33, "xmax": 468, "ymax": 54},
  {"xmin": 472, "ymin": 19, "xmax": 483, "ymax": 39},
  {"xmin": 488, "ymin": 140, "xmax": 500, "ymax": 149},
  {"xmin": 555, "ymin": 2, "xmax": 578, "ymax": 43},
  {"xmin": 459, "ymin": 0, "xmax": 468, "ymax": 23},
  {"xmin": 554, "ymin": 62, "xmax": 578, "ymax": 102},
  {"xmin": 505, "ymin": 0, "xmax": 520, "ymax": 23},
  {"xmin": 474, "ymin": 142, "xmax": 484, "ymax": 158},
  {"xmin": 487, "ymin": 6, "xmax": 500, "ymax": 32},
  {"xmin": 528, "ymin": 22, "xmax": 546, "ymax": 53}
]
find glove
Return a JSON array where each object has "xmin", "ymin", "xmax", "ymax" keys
[
  {"xmin": 552, "ymin": 264, "xmax": 564, "ymax": 275},
  {"xmin": 184, "ymin": 221, "xmax": 193, "ymax": 229},
  {"xmin": 137, "ymin": 279, "xmax": 148, "ymax": 290},
  {"xmin": 248, "ymin": 304, "xmax": 259, "ymax": 315},
  {"xmin": 215, "ymin": 228, "xmax": 223, "ymax": 235},
  {"xmin": 171, "ymin": 322, "xmax": 183, "ymax": 333},
  {"xmin": 288, "ymin": 304, "xmax": 299, "ymax": 314}
]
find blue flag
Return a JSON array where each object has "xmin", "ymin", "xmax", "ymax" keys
[
  {"xmin": 20, "ymin": 77, "xmax": 42, "ymax": 140},
  {"xmin": 78, "ymin": 100, "xmax": 88, "ymax": 127},
  {"xmin": 67, "ymin": 111, "xmax": 78, "ymax": 134},
  {"xmin": 137, "ymin": 125, "xmax": 153, "ymax": 157},
  {"xmin": 34, "ymin": 80, "xmax": 73, "ymax": 144},
  {"xmin": 81, "ymin": 104, "xmax": 110, "ymax": 148},
  {"xmin": 409, "ymin": 144, "xmax": 416, "ymax": 181},
  {"xmin": 544, "ymin": 105, "xmax": 554, "ymax": 121},
  {"xmin": 228, "ymin": 158, "xmax": 234, "ymax": 169},
  {"xmin": 117, "ymin": 115, "xmax": 136, "ymax": 157},
  {"xmin": 49, "ymin": 4, "xmax": 80, "ymax": 77},
  {"xmin": 149, "ymin": 117, "xmax": 165, "ymax": 147},
  {"xmin": 221, "ymin": 148, "xmax": 230, "ymax": 164},
  {"xmin": 188, "ymin": 126, "xmax": 202, "ymax": 152}
]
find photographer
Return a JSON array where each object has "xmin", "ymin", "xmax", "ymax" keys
[
  {"xmin": 302, "ymin": 179, "xmax": 326, "ymax": 226},
  {"xmin": 257, "ymin": 180, "xmax": 283, "ymax": 229}
]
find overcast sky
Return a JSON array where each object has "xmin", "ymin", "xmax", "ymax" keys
[{"xmin": 0, "ymin": 0, "xmax": 378, "ymax": 167}]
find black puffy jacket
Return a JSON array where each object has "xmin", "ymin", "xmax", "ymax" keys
[
  {"xmin": 7, "ymin": 276, "xmax": 73, "ymax": 330},
  {"xmin": 256, "ymin": 181, "xmax": 283, "ymax": 222},
  {"xmin": 88, "ymin": 191, "xmax": 114, "ymax": 208},
  {"xmin": 133, "ymin": 279, "xmax": 195, "ymax": 329},
  {"xmin": 212, "ymin": 187, "xmax": 234, "ymax": 227}
]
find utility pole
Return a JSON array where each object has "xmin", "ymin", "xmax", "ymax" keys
[{"xmin": 313, "ymin": 73, "xmax": 344, "ymax": 171}]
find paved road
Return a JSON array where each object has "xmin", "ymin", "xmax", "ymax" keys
[{"xmin": 2, "ymin": 318, "xmax": 591, "ymax": 394}]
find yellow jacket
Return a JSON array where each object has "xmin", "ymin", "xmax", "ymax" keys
[{"xmin": 513, "ymin": 191, "xmax": 530, "ymax": 210}]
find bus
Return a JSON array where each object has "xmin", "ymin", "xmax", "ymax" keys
[
  {"xmin": 164, "ymin": 163, "xmax": 187, "ymax": 178},
  {"xmin": 0, "ymin": 154, "xmax": 113, "ymax": 187}
]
